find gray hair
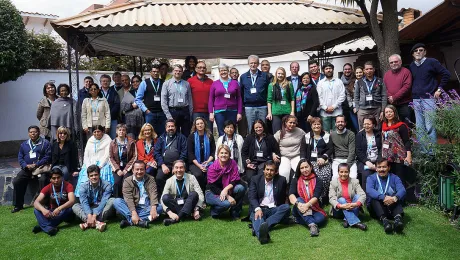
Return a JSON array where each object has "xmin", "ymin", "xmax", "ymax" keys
[
  {"xmin": 218, "ymin": 63, "xmax": 229, "ymax": 71},
  {"xmin": 388, "ymin": 54, "xmax": 402, "ymax": 62},
  {"xmin": 248, "ymin": 55, "xmax": 259, "ymax": 63},
  {"xmin": 173, "ymin": 64, "xmax": 183, "ymax": 71}
]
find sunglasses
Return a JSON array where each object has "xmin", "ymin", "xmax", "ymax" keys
[{"xmin": 414, "ymin": 48, "xmax": 425, "ymax": 53}]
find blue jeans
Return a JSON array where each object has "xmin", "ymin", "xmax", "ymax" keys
[
  {"xmin": 113, "ymin": 198, "xmax": 163, "ymax": 224},
  {"xmin": 292, "ymin": 197, "xmax": 326, "ymax": 226},
  {"xmin": 250, "ymin": 204, "xmax": 291, "ymax": 238},
  {"xmin": 413, "ymin": 98, "xmax": 436, "ymax": 154},
  {"xmin": 34, "ymin": 208, "xmax": 73, "ymax": 233},
  {"xmin": 145, "ymin": 111, "xmax": 167, "ymax": 136},
  {"xmin": 215, "ymin": 110, "xmax": 238, "ymax": 136},
  {"xmin": 205, "ymin": 184, "xmax": 246, "ymax": 218},
  {"xmin": 331, "ymin": 195, "xmax": 361, "ymax": 226},
  {"xmin": 110, "ymin": 120, "xmax": 118, "ymax": 139},
  {"xmin": 245, "ymin": 106, "xmax": 267, "ymax": 134},
  {"xmin": 193, "ymin": 112, "xmax": 212, "ymax": 133}
]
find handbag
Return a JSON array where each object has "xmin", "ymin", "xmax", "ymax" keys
[{"xmin": 32, "ymin": 164, "xmax": 51, "ymax": 176}]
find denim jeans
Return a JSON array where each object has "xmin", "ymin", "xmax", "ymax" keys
[
  {"xmin": 205, "ymin": 184, "xmax": 246, "ymax": 218},
  {"xmin": 34, "ymin": 208, "xmax": 73, "ymax": 233},
  {"xmin": 292, "ymin": 197, "xmax": 326, "ymax": 226},
  {"xmin": 413, "ymin": 98, "xmax": 436, "ymax": 154},
  {"xmin": 321, "ymin": 116, "xmax": 336, "ymax": 132},
  {"xmin": 145, "ymin": 111, "xmax": 167, "ymax": 136},
  {"xmin": 110, "ymin": 120, "xmax": 118, "ymax": 139},
  {"xmin": 331, "ymin": 195, "xmax": 361, "ymax": 226},
  {"xmin": 250, "ymin": 204, "xmax": 291, "ymax": 238},
  {"xmin": 113, "ymin": 198, "xmax": 163, "ymax": 224},
  {"xmin": 215, "ymin": 110, "xmax": 238, "ymax": 136},
  {"xmin": 193, "ymin": 112, "xmax": 213, "ymax": 133},
  {"xmin": 245, "ymin": 106, "xmax": 267, "ymax": 134}
]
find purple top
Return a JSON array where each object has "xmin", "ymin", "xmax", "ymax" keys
[
  {"xmin": 207, "ymin": 159, "xmax": 240, "ymax": 187},
  {"xmin": 208, "ymin": 79, "xmax": 243, "ymax": 113}
]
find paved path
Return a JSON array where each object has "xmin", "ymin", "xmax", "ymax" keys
[{"xmin": 0, "ymin": 157, "xmax": 36, "ymax": 206}]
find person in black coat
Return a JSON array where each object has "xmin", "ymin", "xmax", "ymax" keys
[
  {"xmin": 242, "ymin": 119, "xmax": 280, "ymax": 184},
  {"xmin": 51, "ymin": 126, "xmax": 79, "ymax": 183},
  {"xmin": 294, "ymin": 72, "xmax": 319, "ymax": 133},
  {"xmin": 249, "ymin": 161, "xmax": 290, "ymax": 244},
  {"xmin": 355, "ymin": 117, "xmax": 382, "ymax": 191}
]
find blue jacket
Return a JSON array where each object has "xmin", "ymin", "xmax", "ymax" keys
[
  {"xmin": 239, "ymin": 69, "xmax": 271, "ymax": 107},
  {"xmin": 366, "ymin": 173, "xmax": 406, "ymax": 201},
  {"xmin": 101, "ymin": 86, "xmax": 120, "ymax": 121},
  {"xmin": 410, "ymin": 58, "xmax": 451, "ymax": 99},
  {"xmin": 154, "ymin": 133, "xmax": 188, "ymax": 167},
  {"xmin": 78, "ymin": 179, "xmax": 113, "ymax": 216},
  {"xmin": 18, "ymin": 138, "xmax": 51, "ymax": 169}
]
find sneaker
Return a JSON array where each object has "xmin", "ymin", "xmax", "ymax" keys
[
  {"xmin": 137, "ymin": 220, "xmax": 149, "ymax": 228},
  {"xmin": 308, "ymin": 223, "xmax": 319, "ymax": 237},
  {"xmin": 79, "ymin": 223, "xmax": 89, "ymax": 231},
  {"xmin": 342, "ymin": 220, "xmax": 350, "ymax": 228},
  {"xmin": 47, "ymin": 228, "xmax": 58, "ymax": 236},
  {"xmin": 258, "ymin": 222, "xmax": 270, "ymax": 245},
  {"xmin": 32, "ymin": 225, "xmax": 42, "ymax": 234},
  {"xmin": 354, "ymin": 223, "xmax": 368, "ymax": 231},
  {"xmin": 393, "ymin": 217, "xmax": 404, "ymax": 233},
  {"xmin": 120, "ymin": 220, "xmax": 131, "ymax": 229},
  {"xmin": 382, "ymin": 219, "xmax": 393, "ymax": 234},
  {"xmin": 96, "ymin": 221, "xmax": 107, "ymax": 232},
  {"xmin": 163, "ymin": 218, "xmax": 177, "ymax": 227}
]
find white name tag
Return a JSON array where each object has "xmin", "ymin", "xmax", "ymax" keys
[
  {"xmin": 92, "ymin": 116, "xmax": 99, "ymax": 121},
  {"xmin": 178, "ymin": 98, "xmax": 184, "ymax": 103},
  {"xmin": 366, "ymin": 95, "xmax": 373, "ymax": 101},
  {"xmin": 250, "ymin": 88, "xmax": 257, "ymax": 94},
  {"xmin": 154, "ymin": 96, "xmax": 161, "ymax": 101},
  {"xmin": 280, "ymin": 101, "xmax": 286, "ymax": 105},
  {"xmin": 139, "ymin": 196, "xmax": 146, "ymax": 205},
  {"xmin": 224, "ymin": 93, "xmax": 231, "ymax": 99},
  {"xmin": 177, "ymin": 198, "xmax": 184, "ymax": 205},
  {"xmin": 311, "ymin": 152, "xmax": 317, "ymax": 158},
  {"xmin": 256, "ymin": 152, "xmax": 263, "ymax": 157},
  {"xmin": 120, "ymin": 161, "xmax": 124, "ymax": 167},
  {"xmin": 383, "ymin": 143, "xmax": 390, "ymax": 149},
  {"xmin": 30, "ymin": 152, "xmax": 37, "ymax": 159}
]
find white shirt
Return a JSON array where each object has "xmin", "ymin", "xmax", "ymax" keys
[
  {"xmin": 317, "ymin": 77, "xmax": 346, "ymax": 117},
  {"xmin": 260, "ymin": 179, "xmax": 275, "ymax": 207}
]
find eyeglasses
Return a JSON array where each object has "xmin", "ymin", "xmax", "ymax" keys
[{"xmin": 414, "ymin": 48, "xmax": 425, "ymax": 53}]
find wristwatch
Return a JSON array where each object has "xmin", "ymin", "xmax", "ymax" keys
[{"xmin": 255, "ymin": 207, "xmax": 261, "ymax": 213}]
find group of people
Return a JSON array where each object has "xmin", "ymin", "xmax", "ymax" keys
[{"xmin": 13, "ymin": 43, "xmax": 450, "ymax": 242}]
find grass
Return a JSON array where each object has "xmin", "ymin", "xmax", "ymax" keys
[{"xmin": 1, "ymin": 205, "xmax": 459, "ymax": 260}]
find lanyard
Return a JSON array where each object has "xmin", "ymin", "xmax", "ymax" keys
[
  {"xmin": 251, "ymin": 74, "xmax": 257, "ymax": 87},
  {"xmin": 377, "ymin": 175, "xmax": 390, "ymax": 195},
  {"xmin": 365, "ymin": 77, "xmax": 376, "ymax": 93},
  {"xmin": 313, "ymin": 137, "xmax": 321, "ymax": 151},
  {"xmin": 220, "ymin": 79, "xmax": 231, "ymax": 93},
  {"xmin": 151, "ymin": 78, "xmax": 160, "ymax": 93},
  {"xmin": 94, "ymin": 139, "xmax": 101, "ymax": 154},
  {"xmin": 144, "ymin": 140, "xmax": 152, "ymax": 154},
  {"xmin": 91, "ymin": 99, "xmax": 99, "ymax": 114},
  {"xmin": 384, "ymin": 131, "xmax": 389, "ymax": 140},
  {"xmin": 175, "ymin": 177, "xmax": 186, "ymax": 198},
  {"xmin": 117, "ymin": 138, "xmax": 127, "ymax": 160},
  {"xmin": 255, "ymin": 137, "xmax": 264, "ymax": 151},
  {"xmin": 165, "ymin": 136, "xmax": 176, "ymax": 150},
  {"xmin": 265, "ymin": 181, "xmax": 273, "ymax": 198},
  {"xmin": 137, "ymin": 179, "xmax": 145, "ymax": 197},
  {"xmin": 52, "ymin": 182, "xmax": 64, "ymax": 207},
  {"xmin": 174, "ymin": 80, "xmax": 183, "ymax": 94},
  {"xmin": 327, "ymin": 79, "xmax": 334, "ymax": 91},
  {"xmin": 101, "ymin": 89, "xmax": 109, "ymax": 99},
  {"xmin": 90, "ymin": 182, "xmax": 100, "ymax": 204},
  {"xmin": 224, "ymin": 135, "xmax": 234, "ymax": 151},
  {"xmin": 280, "ymin": 86, "xmax": 285, "ymax": 98},
  {"xmin": 29, "ymin": 139, "xmax": 38, "ymax": 152}
]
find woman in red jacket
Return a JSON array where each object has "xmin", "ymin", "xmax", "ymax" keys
[{"xmin": 136, "ymin": 123, "xmax": 158, "ymax": 177}]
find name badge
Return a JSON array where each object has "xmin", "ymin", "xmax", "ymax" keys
[
  {"xmin": 120, "ymin": 161, "xmax": 124, "ymax": 167},
  {"xmin": 366, "ymin": 95, "xmax": 373, "ymax": 101},
  {"xmin": 139, "ymin": 196, "xmax": 146, "ymax": 205},
  {"xmin": 256, "ymin": 152, "xmax": 263, "ymax": 157},
  {"xmin": 178, "ymin": 98, "xmax": 184, "ymax": 103},
  {"xmin": 224, "ymin": 93, "xmax": 231, "ymax": 99},
  {"xmin": 280, "ymin": 101, "xmax": 286, "ymax": 105},
  {"xmin": 383, "ymin": 143, "xmax": 390, "ymax": 149},
  {"xmin": 250, "ymin": 88, "xmax": 257, "ymax": 94},
  {"xmin": 177, "ymin": 198, "xmax": 184, "ymax": 205},
  {"xmin": 30, "ymin": 152, "xmax": 37, "ymax": 159},
  {"xmin": 92, "ymin": 116, "xmax": 99, "ymax": 121},
  {"xmin": 311, "ymin": 152, "xmax": 317, "ymax": 158},
  {"xmin": 154, "ymin": 96, "xmax": 161, "ymax": 101}
]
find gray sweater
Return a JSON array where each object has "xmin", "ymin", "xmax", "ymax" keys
[{"xmin": 330, "ymin": 129, "xmax": 356, "ymax": 166}]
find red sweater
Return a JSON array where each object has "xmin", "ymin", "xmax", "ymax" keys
[
  {"xmin": 336, "ymin": 178, "xmax": 362, "ymax": 209},
  {"xmin": 383, "ymin": 67, "xmax": 412, "ymax": 105},
  {"xmin": 136, "ymin": 139, "xmax": 157, "ymax": 168},
  {"xmin": 188, "ymin": 75, "xmax": 213, "ymax": 113}
]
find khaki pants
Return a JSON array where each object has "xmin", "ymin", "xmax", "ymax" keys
[{"xmin": 357, "ymin": 107, "xmax": 381, "ymax": 130}]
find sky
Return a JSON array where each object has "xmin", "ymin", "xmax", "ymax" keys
[{"xmin": 11, "ymin": 0, "xmax": 444, "ymax": 18}]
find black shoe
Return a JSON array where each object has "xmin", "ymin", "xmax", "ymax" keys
[
  {"xmin": 286, "ymin": 215, "xmax": 297, "ymax": 225},
  {"xmin": 120, "ymin": 220, "xmax": 131, "ymax": 229},
  {"xmin": 354, "ymin": 223, "xmax": 368, "ymax": 231},
  {"xmin": 241, "ymin": 216, "xmax": 251, "ymax": 222},
  {"xmin": 382, "ymin": 219, "xmax": 393, "ymax": 234},
  {"xmin": 252, "ymin": 228, "xmax": 256, "ymax": 236},
  {"xmin": 393, "ymin": 217, "xmax": 404, "ymax": 233},
  {"xmin": 163, "ymin": 218, "xmax": 178, "ymax": 227},
  {"xmin": 342, "ymin": 220, "xmax": 350, "ymax": 228},
  {"xmin": 32, "ymin": 225, "xmax": 42, "ymax": 234},
  {"xmin": 248, "ymin": 223, "xmax": 253, "ymax": 229},
  {"xmin": 11, "ymin": 207, "xmax": 23, "ymax": 213},
  {"xmin": 47, "ymin": 228, "xmax": 58, "ymax": 236},
  {"xmin": 258, "ymin": 222, "xmax": 270, "ymax": 245},
  {"xmin": 137, "ymin": 220, "xmax": 149, "ymax": 228}
]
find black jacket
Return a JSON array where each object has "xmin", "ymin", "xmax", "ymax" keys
[
  {"xmin": 294, "ymin": 85, "xmax": 319, "ymax": 121},
  {"xmin": 355, "ymin": 130, "xmax": 382, "ymax": 164},
  {"xmin": 289, "ymin": 175, "xmax": 323, "ymax": 199},
  {"xmin": 52, "ymin": 140, "xmax": 79, "ymax": 173},
  {"xmin": 241, "ymin": 134, "xmax": 280, "ymax": 168},
  {"xmin": 287, "ymin": 75, "xmax": 302, "ymax": 90},
  {"xmin": 300, "ymin": 131, "xmax": 333, "ymax": 161},
  {"xmin": 249, "ymin": 174, "xmax": 287, "ymax": 212},
  {"xmin": 187, "ymin": 133, "xmax": 216, "ymax": 164}
]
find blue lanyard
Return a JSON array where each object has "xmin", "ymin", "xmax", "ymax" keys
[
  {"xmin": 280, "ymin": 86, "xmax": 285, "ymax": 98},
  {"xmin": 313, "ymin": 137, "xmax": 321, "ymax": 151},
  {"xmin": 165, "ymin": 136, "xmax": 176, "ymax": 150},
  {"xmin": 52, "ymin": 182, "xmax": 64, "ymax": 207},
  {"xmin": 137, "ymin": 179, "xmax": 145, "ymax": 197},
  {"xmin": 90, "ymin": 99, "xmax": 99, "ymax": 114},
  {"xmin": 224, "ymin": 135, "xmax": 234, "ymax": 150},
  {"xmin": 174, "ymin": 81, "xmax": 183, "ymax": 93},
  {"xmin": 28, "ymin": 139, "xmax": 38, "ymax": 152},
  {"xmin": 365, "ymin": 77, "xmax": 376, "ymax": 93},
  {"xmin": 327, "ymin": 79, "xmax": 334, "ymax": 91},
  {"xmin": 101, "ymin": 89, "xmax": 109, "ymax": 99},
  {"xmin": 384, "ymin": 131, "xmax": 389, "ymax": 140},
  {"xmin": 265, "ymin": 181, "xmax": 273, "ymax": 198},
  {"xmin": 175, "ymin": 177, "xmax": 186, "ymax": 198},
  {"xmin": 151, "ymin": 78, "xmax": 160, "ymax": 93},
  {"xmin": 255, "ymin": 137, "xmax": 264, "ymax": 151},
  {"xmin": 94, "ymin": 139, "xmax": 101, "ymax": 154},
  {"xmin": 377, "ymin": 175, "xmax": 390, "ymax": 195},
  {"xmin": 144, "ymin": 140, "xmax": 152, "ymax": 154},
  {"xmin": 220, "ymin": 79, "xmax": 231, "ymax": 93},
  {"xmin": 251, "ymin": 74, "xmax": 257, "ymax": 87},
  {"xmin": 117, "ymin": 138, "xmax": 127, "ymax": 160}
]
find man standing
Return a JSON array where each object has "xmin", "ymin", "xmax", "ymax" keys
[
  {"xmin": 330, "ymin": 115, "xmax": 357, "ymax": 179},
  {"xmin": 136, "ymin": 64, "xmax": 166, "ymax": 136},
  {"xmin": 384, "ymin": 54, "xmax": 413, "ymax": 125},
  {"xmin": 340, "ymin": 63, "xmax": 357, "ymax": 133},
  {"xmin": 232, "ymin": 68, "xmax": 247, "ymax": 137},
  {"xmin": 317, "ymin": 62, "xmax": 346, "ymax": 132},
  {"xmin": 182, "ymin": 56, "xmax": 198, "ymax": 80},
  {"xmin": 113, "ymin": 161, "xmax": 163, "ymax": 228},
  {"xmin": 118, "ymin": 74, "xmax": 132, "ymax": 123},
  {"xmin": 409, "ymin": 43, "xmax": 451, "ymax": 151},
  {"xmin": 154, "ymin": 119, "xmax": 188, "ymax": 197},
  {"xmin": 187, "ymin": 61, "xmax": 213, "ymax": 128},
  {"xmin": 240, "ymin": 55, "xmax": 271, "ymax": 133},
  {"xmin": 249, "ymin": 161, "xmax": 290, "ymax": 244},
  {"xmin": 366, "ymin": 159, "xmax": 406, "ymax": 234},
  {"xmin": 100, "ymin": 74, "xmax": 120, "ymax": 138},
  {"xmin": 159, "ymin": 62, "xmax": 172, "ymax": 81},
  {"xmin": 261, "ymin": 59, "xmax": 273, "ymax": 82},
  {"xmin": 78, "ymin": 76, "xmax": 94, "ymax": 147},
  {"xmin": 161, "ymin": 64, "xmax": 193, "ymax": 137},
  {"xmin": 287, "ymin": 61, "xmax": 301, "ymax": 90},
  {"xmin": 112, "ymin": 71, "xmax": 123, "ymax": 92},
  {"xmin": 309, "ymin": 60, "xmax": 325, "ymax": 88},
  {"xmin": 354, "ymin": 61, "xmax": 387, "ymax": 130}
]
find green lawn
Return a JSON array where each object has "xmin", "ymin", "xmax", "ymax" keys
[{"xmin": 1, "ymin": 205, "xmax": 459, "ymax": 259}]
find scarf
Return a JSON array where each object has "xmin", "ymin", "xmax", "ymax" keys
[
  {"xmin": 194, "ymin": 131, "xmax": 210, "ymax": 164},
  {"xmin": 207, "ymin": 159, "xmax": 240, "ymax": 188},
  {"xmin": 382, "ymin": 121, "xmax": 407, "ymax": 132},
  {"xmin": 297, "ymin": 173, "xmax": 326, "ymax": 216},
  {"xmin": 295, "ymin": 84, "xmax": 312, "ymax": 112},
  {"xmin": 273, "ymin": 83, "xmax": 291, "ymax": 102},
  {"xmin": 340, "ymin": 75, "xmax": 352, "ymax": 86}
]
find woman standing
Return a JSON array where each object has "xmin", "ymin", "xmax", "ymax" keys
[
  {"xmin": 295, "ymin": 72, "xmax": 319, "ymax": 133},
  {"xmin": 289, "ymin": 159, "xmax": 327, "ymax": 237},
  {"xmin": 121, "ymin": 75, "xmax": 144, "ymax": 139},
  {"xmin": 51, "ymin": 126, "xmax": 79, "ymax": 182},
  {"xmin": 267, "ymin": 67, "xmax": 295, "ymax": 134},
  {"xmin": 75, "ymin": 125, "xmax": 112, "ymax": 197},
  {"xmin": 300, "ymin": 117, "xmax": 333, "ymax": 201},
  {"xmin": 81, "ymin": 83, "xmax": 111, "ymax": 140},
  {"xmin": 188, "ymin": 117, "xmax": 216, "ymax": 192},
  {"xmin": 382, "ymin": 105, "xmax": 413, "ymax": 186},
  {"xmin": 274, "ymin": 115, "xmax": 305, "ymax": 183},
  {"xmin": 216, "ymin": 120, "xmax": 244, "ymax": 174},
  {"xmin": 50, "ymin": 84, "xmax": 75, "ymax": 141},
  {"xmin": 209, "ymin": 64, "xmax": 243, "ymax": 136},
  {"xmin": 136, "ymin": 123, "xmax": 158, "ymax": 177},
  {"xmin": 206, "ymin": 145, "xmax": 246, "ymax": 220},
  {"xmin": 356, "ymin": 117, "xmax": 382, "ymax": 191},
  {"xmin": 350, "ymin": 66, "xmax": 364, "ymax": 131},
  {"xmin": 37, "ymin": 82, "xmax": 57, "ymax": 140},
  {"xmin": 109, "ymin": 124, "xmax": 137, "ymax": 198}
]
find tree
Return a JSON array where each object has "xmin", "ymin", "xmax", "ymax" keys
[
  {"xmin": 0, "ymin": 0, "xmax": 31, "ymax": 83},
  {"xmin": 28, "ymin": 32, "xmax": 66, "ymax": 69},
  {"xmin": 340, "ymin": 0, "xmax": 400, "ymax": 72}
]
